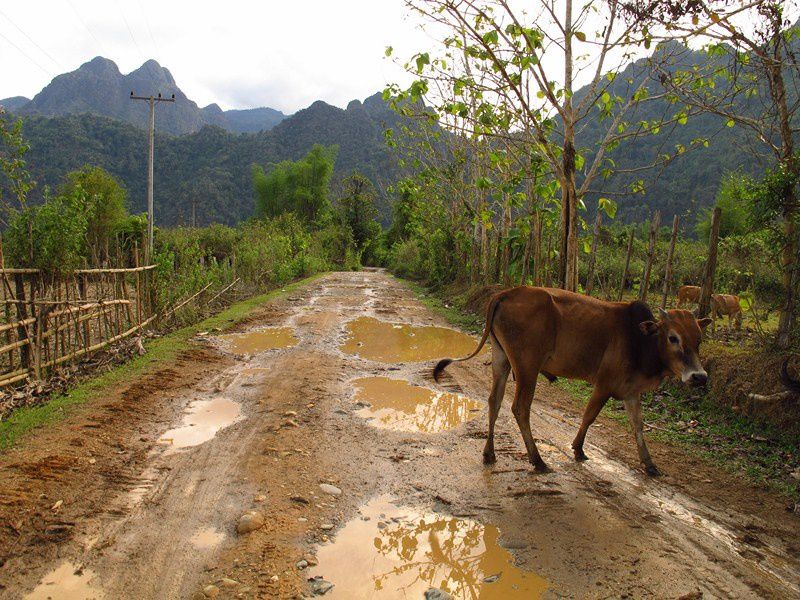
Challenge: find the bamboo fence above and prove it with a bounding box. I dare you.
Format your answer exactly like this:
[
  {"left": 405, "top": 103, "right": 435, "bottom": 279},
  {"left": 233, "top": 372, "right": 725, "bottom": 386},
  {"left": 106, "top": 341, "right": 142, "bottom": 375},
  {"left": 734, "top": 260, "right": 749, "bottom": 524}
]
[{"left": 0, "top": 263, "right": 157, "bottom": 388}]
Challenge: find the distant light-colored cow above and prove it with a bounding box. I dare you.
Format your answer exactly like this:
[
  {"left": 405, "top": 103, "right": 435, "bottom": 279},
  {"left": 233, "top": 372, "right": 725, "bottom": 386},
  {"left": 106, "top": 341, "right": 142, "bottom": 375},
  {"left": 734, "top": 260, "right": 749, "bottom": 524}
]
[
  {"left": 676, "top": 285, "right": 701, "bottom": 308},
  {"left": 711, "top": 294, "right": 743, "bottom": 330}
]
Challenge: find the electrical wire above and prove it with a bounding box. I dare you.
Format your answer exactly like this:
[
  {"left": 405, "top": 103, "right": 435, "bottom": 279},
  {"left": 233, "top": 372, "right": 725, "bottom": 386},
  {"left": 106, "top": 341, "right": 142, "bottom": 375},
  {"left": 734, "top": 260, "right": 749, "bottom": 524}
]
[
  {"left": 0, "top": 7, "right": 64, "bottom": 70},
  {"left": 135, "top": 0, "right": 160, "bottom": 58},
  {"left": 0, "top": 27, "right": 52, "bottom": 76},
  {"left": 66, "top": 0, "right": 108, "bottom": 57},
  {"left": 116, "top": 0, "right": 145, "bottom": 62}
]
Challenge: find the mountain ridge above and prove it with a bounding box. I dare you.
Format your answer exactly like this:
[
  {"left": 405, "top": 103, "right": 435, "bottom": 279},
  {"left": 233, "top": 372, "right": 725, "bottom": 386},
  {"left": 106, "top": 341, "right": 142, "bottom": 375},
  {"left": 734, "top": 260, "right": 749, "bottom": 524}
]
[{"left": 1, "top": 57, "right": 288, "bottom": 135}]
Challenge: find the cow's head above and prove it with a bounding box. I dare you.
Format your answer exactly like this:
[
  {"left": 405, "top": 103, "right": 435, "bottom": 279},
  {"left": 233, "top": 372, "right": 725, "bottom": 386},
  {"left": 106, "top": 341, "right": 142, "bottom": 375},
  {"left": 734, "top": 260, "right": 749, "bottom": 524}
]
[{"left": 640, "top": 308, "right": 711, "bottom": 386}]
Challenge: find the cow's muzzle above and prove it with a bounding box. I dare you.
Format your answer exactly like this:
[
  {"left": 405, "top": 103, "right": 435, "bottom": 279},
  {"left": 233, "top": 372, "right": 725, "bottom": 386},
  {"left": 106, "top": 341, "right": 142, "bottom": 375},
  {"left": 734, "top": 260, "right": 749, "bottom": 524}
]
[{"left": 689, "top": 372, "right": 708, "bottom": 387}]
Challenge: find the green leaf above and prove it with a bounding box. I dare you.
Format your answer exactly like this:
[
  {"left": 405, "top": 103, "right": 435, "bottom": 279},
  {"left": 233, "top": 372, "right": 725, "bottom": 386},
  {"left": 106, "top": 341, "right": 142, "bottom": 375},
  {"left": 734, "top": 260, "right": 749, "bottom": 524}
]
[
  {"left": 726, "top": 118, "right": 735, "bottom": 128},
  {"left": 598, "top": 197, "right": 617, "bottom": 218},
  {"left": 574, "top": 31, "right": 586, "bottom": 42},
  {"left": 385, "top": 46, "right": 393, "bottom": 57}
]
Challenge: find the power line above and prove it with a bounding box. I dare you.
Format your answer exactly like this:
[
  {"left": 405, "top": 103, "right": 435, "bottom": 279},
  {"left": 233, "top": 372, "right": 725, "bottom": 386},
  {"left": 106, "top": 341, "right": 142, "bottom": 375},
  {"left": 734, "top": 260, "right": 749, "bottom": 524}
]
[
  {"left": 66, "top": 0, "right": 107, "bottom": 57},
  {"left": 135, "top": 0, "right": 160, "bottom": 57},
  {"left": 0, "top": 28, "right": 52, "bottom": 77},
  {"left": 116, "top": 0, "right": 145, "bottom": 62},
  {"left": 0, "top": 8, "right": 64, "bottom": 70}
]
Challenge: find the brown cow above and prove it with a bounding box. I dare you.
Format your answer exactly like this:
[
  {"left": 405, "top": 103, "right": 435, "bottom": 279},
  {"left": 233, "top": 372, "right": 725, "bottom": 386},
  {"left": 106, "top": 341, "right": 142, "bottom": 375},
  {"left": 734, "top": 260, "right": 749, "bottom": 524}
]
[
  {"left": 676, "top": 285, "right": 701, "bottom": 308},
  {"left": 434, "top": 287, "right": 711, "bottom": 476},
  {"left": 711, "top": 294, "right": 743, "bottom": 330}
]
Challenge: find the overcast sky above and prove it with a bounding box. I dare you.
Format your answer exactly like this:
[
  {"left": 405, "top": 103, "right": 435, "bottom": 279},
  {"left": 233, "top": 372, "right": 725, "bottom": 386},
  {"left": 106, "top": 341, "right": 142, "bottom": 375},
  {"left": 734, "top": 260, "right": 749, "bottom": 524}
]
[{"left": 0, "top": 1, "right": 427, "bottom": 114}]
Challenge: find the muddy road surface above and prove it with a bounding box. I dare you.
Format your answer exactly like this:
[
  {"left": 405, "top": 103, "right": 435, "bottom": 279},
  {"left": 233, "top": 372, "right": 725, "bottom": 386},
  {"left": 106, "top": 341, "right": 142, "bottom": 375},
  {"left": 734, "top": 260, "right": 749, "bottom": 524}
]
[{"left": 1, "top": 270, "right": 798, "bottom": 599}]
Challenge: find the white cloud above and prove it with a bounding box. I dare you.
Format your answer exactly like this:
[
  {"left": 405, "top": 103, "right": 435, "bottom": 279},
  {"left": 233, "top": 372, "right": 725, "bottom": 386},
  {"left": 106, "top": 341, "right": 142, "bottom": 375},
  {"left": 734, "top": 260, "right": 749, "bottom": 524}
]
[{"left": 0, "top": 0, "right": 426, "bottom": 113}]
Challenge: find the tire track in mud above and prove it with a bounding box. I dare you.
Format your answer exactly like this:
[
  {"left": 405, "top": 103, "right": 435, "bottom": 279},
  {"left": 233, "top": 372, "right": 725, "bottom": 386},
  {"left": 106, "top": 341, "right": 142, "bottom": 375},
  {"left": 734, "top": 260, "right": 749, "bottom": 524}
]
[{"left": 3, "top": 270, "right": 799, "bottom": 599}]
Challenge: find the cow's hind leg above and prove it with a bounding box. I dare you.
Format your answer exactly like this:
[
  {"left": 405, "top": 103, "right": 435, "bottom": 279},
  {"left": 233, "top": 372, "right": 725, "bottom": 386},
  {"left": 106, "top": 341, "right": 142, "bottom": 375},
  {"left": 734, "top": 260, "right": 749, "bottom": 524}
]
[
  {"left": 483, "top": 335, "right": 510, "bottom": 464},
  {"left": 571, "top": 387, "right": 610, "bottom": 461},
  {"left": 511, "top": 372, "right": 548, "bottom": 472}
]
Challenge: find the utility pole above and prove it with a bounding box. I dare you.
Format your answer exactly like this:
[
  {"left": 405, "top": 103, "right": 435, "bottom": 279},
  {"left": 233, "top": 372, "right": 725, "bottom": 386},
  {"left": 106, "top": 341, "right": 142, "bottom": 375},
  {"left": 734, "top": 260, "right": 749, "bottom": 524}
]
[{"left": 129, "top": 91, "right": 175, "bottom": 263}]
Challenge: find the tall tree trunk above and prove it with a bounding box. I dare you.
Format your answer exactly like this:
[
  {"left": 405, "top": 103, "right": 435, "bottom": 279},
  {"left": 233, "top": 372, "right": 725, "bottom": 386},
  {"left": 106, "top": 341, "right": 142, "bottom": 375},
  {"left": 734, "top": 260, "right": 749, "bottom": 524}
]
[
  {"left": 559, "top": 0, "right": 579, "bottom": 292},
  {"left": 532, "top": 210, "right": 542, "bottom": 286},
  {"left": 661, "top": 215, "right": 680, "bottom": 309},
  {"left": 501, "top": 197, "right": 512, "bottom": 286},
  {"left": 619, "top": 229, "right": 635, "bottom": 301},
  {"left": 769, "top": 34, "right": 798, "bottom": 347},
  {"left": 698, "top": 207, "right": 722, "bottom": 319},
  {"left": 639, "top": 211, "right": 661, "bottom": 302},
  {"left": 585, "top": 210, "right": 602, "bottom": 295}
]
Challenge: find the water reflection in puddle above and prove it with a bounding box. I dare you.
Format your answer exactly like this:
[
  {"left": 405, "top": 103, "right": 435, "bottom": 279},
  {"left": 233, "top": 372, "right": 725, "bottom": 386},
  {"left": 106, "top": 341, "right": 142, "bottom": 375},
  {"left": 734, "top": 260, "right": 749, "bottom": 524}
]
[
  {"left": 310, "top": 496, "right": 547, "bottom": 599},
  {"left": 158, "top": 397, "right": 241, "bottom": 451},
  {"left": 341, "top": 317, "right": 481, "bottom": 363},
  {"left": 352, "top": 377, "right": 482, "bottom": 433},
  {"left": 24, "top": 561, "right": 103, "bottom": 600},
  {"left": 190, "top": 527, "right": 226, "bottom": 549},
  {"left": 217, "top": 327, "right": 297, "bottom": 354}
]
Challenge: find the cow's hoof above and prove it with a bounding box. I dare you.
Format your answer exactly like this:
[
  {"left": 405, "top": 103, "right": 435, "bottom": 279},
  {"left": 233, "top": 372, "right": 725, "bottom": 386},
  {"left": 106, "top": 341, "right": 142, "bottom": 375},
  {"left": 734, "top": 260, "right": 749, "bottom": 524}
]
[
  {"left": 573, "top": 448, "right": 588, "bottom": 461},
  {"left": 533, "top": 461, "right": 551, "bottom": 473},
  {"left": 645, "top": 464, "right": 661, "bottom": 477},
  {"left": 483, "top": 451, "right": 496, "bottom": 465}
]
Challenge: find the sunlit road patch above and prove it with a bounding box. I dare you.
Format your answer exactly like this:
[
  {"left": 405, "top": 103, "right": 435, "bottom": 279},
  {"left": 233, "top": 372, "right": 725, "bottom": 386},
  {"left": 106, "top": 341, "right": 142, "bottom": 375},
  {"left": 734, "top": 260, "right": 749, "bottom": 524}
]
[
  {"left": 158, "top": 397, "right": 241, "bottom": 452},
  {"left": 24, "top": 562, "right": 103, "bottom": 600},
  {"left": 309, "top": 495, "right": 549, "bottom": 599},
  {"left": 217, "top": 327, "right": 297, "bottom": 354},
  {"left": 341, "top": 316, "right": 481, "bottom": 363},
  {"left": 352, "top": 377, "right": 483, "bottom": 433}
]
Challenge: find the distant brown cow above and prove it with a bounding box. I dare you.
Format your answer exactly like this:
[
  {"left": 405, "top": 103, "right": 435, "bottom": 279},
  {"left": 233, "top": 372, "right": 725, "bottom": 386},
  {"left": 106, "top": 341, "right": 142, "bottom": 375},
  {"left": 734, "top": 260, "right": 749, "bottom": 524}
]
[
  {"left": 677, "top": 285, "right": 701, "bottom": 308},
  {"left": 711, "top": 294, "right": 743, "bottom": 330},
  {"left": 434, "top": 287, "right": 711, "bottom": 476}
]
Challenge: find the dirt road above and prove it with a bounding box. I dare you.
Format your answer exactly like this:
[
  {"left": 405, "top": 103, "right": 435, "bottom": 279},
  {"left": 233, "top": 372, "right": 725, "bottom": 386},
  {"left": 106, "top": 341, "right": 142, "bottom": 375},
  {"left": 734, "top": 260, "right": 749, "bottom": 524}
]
[{"left": 1, "top": 270, "right": 798, "bottom": 599}]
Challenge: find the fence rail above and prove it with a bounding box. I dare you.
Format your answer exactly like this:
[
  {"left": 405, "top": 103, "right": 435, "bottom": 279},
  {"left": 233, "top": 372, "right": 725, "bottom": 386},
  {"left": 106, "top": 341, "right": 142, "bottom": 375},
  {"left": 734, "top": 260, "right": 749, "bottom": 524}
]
[{"left": 0, "top": 265, "right": 156, "bottom": 388}]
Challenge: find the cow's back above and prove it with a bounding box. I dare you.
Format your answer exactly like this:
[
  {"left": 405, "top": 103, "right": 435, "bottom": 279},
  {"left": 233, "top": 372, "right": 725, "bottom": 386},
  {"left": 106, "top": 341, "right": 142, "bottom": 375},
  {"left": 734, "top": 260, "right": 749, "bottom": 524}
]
[{"left": 492, "top": 287, "right": 631, "bottom": 381}]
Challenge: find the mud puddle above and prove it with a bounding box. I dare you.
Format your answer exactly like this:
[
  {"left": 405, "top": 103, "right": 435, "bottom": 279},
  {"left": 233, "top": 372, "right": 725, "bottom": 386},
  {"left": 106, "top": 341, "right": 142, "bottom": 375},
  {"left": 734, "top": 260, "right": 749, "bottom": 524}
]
[
  {"left": 158, "top": 396, "right": 241, "bottom": 452},
  {"left": 352, "top": 377, "right": 483, "bottom": 433},
  {"left": 341, "top": 316, "right": 480, "bottom": 363},
  {"left": 24, "top": 562, "right": 103, "bottom": 600},
  {"left": 190, "top": 527, "right": 226, "bottom": 550},
  {"left": 310, "top": 495, "right": 548, "bottom": 599},
  {"left": 217, "top": 327, "right": 297, "bottom": 354}
]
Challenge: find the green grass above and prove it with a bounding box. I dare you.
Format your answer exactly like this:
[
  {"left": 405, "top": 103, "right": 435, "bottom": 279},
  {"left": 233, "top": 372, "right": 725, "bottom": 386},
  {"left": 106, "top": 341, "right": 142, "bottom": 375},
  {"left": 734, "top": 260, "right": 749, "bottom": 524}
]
[
  {"left": 0, "top": 273, "right": 325, "bottom": 451},
  {"left": 394, "top": 277, "right": 484, "bottom": 334},
  {"left": 398, "top": 275, "right": 800, "bottom": 501}
]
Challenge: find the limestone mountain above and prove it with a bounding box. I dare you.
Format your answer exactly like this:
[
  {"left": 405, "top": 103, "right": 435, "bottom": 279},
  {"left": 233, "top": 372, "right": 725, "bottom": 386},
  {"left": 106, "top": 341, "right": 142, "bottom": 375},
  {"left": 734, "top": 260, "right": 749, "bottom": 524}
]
[{"left": 7, "top": 57, "right": 287, "bottom": 135}]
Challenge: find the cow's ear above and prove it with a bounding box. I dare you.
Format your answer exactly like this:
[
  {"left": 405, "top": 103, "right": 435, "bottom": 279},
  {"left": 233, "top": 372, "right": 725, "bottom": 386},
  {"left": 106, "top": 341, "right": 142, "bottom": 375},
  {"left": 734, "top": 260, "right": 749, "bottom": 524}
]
[
  {"left": 639, "top": 320, "right": 659, "bottom": 336},
  {"left": 697, "top": 317, "right": 712, "bottom": 330}
]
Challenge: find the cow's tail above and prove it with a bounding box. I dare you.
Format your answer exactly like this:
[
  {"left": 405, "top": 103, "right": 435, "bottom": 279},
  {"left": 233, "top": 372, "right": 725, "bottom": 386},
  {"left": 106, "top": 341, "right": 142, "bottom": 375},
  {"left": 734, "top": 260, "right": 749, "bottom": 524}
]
[
  {"left": 780, "top": 358, "right": 800, "bottom": 394},
  {"left": 433, "top": 294, "right": 502, "bottom": 383}
]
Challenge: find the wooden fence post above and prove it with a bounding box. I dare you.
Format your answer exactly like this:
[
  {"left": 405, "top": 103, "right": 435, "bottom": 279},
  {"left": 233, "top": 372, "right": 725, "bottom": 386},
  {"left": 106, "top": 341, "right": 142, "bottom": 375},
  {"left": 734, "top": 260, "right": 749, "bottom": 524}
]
[
  {"left": 14, "top": 274, "right": 30, "bottom": 369},
  {"left": 660, "top": 215, "right": 681, "bottom": 309},
  {"left": 585, "top": 210, "right": 602, "bottom": 295},
  {"left": 639, "top": 211, "right": 661, "bottom": 302},
  {"left": 698, "top": 207, "right": 722, "bottom": 318},
  {"left": 618, "top": 229, "right": 635, "bottom": 301}
]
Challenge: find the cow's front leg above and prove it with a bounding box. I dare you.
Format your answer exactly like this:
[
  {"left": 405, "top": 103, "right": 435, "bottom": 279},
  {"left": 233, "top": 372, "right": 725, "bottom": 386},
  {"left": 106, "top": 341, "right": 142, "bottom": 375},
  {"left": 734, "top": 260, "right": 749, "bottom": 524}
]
[
  {"left": 571, "top": 387, "right": 610, "bottom": 461},
  {"left": 623, "top": 394, "right": 659, "bottom": 476}
]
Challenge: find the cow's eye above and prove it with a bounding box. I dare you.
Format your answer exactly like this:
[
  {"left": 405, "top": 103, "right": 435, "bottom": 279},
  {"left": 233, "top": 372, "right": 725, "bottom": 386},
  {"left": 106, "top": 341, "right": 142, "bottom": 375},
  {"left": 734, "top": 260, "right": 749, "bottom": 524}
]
[{"left": 668, "top": 335, "right": 679, "bottom": 344}]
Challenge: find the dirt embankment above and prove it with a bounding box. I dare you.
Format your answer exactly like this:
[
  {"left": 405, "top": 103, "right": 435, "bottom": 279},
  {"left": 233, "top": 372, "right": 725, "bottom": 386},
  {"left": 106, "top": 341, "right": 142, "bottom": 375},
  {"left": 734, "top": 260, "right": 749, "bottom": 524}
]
[{"left": 0, "top": 271, "right": 798, "bottom": 599}]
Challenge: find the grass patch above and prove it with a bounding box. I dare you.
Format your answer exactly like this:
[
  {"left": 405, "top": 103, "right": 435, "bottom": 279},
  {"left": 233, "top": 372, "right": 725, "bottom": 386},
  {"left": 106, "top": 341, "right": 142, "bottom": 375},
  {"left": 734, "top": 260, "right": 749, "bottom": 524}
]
[
  {"left": 394, "top": 277, "right": 484, "bottom": 334},
  {"left": 0, "top": 273, "right": 325, "bottom": 451},
  {"left": 398, "top": 275, "right": 800, "bottom": 501}
]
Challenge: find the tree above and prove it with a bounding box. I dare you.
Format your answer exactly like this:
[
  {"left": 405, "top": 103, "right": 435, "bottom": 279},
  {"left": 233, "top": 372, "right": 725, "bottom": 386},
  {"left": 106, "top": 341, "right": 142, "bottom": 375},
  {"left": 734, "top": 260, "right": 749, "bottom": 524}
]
[
  {"left": 0, "top": 107, "right": 33, "bottom": 223},
  {"left": 389, "top": 0, "right": 690, "bottom": 290},
  {"left": 626, "top": 0, "right": 800, "bottom": 344},
  {"left": 4, "top": 188, "right": 88, "bottom": 274},
  {"left": 335, "top": 173, "right": 381, "bottom": 252},
  {"left": 59, "top": 165, "right": 128, "bottom": 263},
  {"left": 253, "top": 144, "right": 338, "bottom": 225},
  {"left": 695, "top": 172, "right": 753, "bottom": 239}
]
